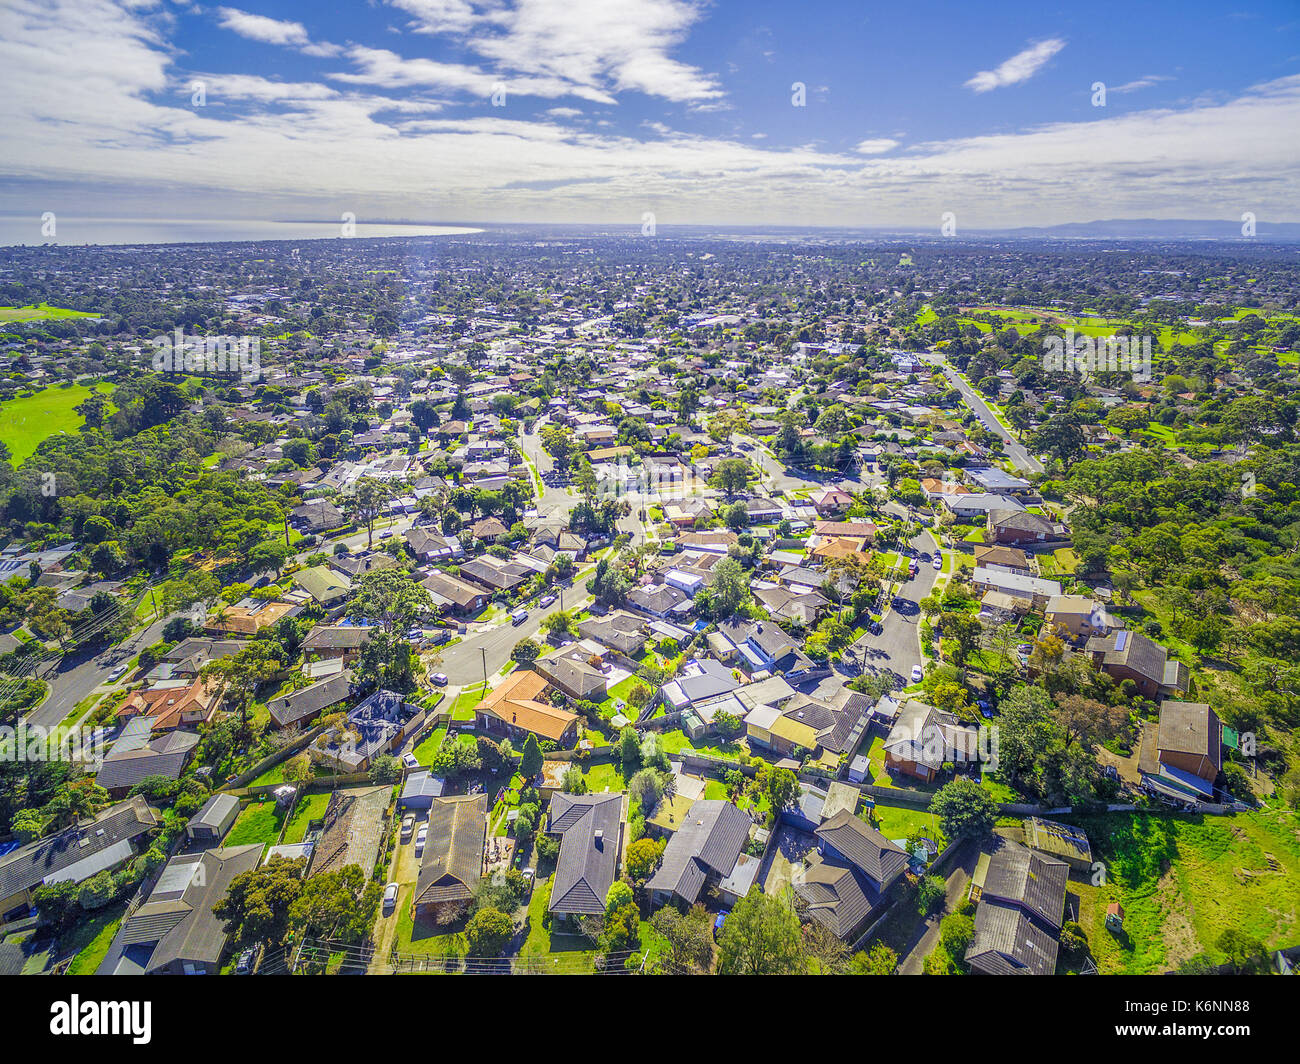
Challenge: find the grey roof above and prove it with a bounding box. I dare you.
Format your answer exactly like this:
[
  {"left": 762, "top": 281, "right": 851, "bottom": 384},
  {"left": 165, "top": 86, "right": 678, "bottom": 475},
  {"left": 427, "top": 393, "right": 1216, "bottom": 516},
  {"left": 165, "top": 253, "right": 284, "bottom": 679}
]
[
  {"left": 794, "top": 860, "right": 882, "bottom": 939},
  {"left": 189, "top": 793, "right": 240, "bottom": 834},
  {"left": 0, "top": 796, "right": 157, "bottom": 901},
  {"left": 814, "top": 810, "right": 910, "bottom": 884},
  {"left": 1086, "top": 628, "right": 1169, "bottom": 685},
  {"left": 966, "top": 903, "right": 1061, "bottom": 975},
  {"left": 267, "top": 672, "right": 353, "bottom": 728},
  {"left": 979, "top": 841, "right": 1068, "bottom": 929},
  {"left": 96, "top": 730, "right": 200, "bottom": 792},
  {"left": 645, "top": 800, "right": 750, "bottom": 904},
  {"left": 413, "top": 794, "right": 486, "bottom": 906},
  {"left": 113, "top": 845, "right": 262, "bottom": 973},
  {"left": 547, "top": 792, "right": 623, "bottom": 916}
]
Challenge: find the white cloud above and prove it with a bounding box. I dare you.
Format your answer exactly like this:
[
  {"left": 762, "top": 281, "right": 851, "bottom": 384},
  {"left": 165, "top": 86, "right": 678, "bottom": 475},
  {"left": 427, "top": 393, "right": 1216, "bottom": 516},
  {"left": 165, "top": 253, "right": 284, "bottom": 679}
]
[
  {"left": 1, "top": 2, "right": 1297, "bottom": 229},
  {"left": 1113, "top": 74, "right": 1174, "bottom": 93},
  {"left": 216, "top": 6, "right": 341, "bottom": 57},
  {"left": 965, "top": 38, "right": 1065, "bottom": 93},
  {"left": 854, "top": 138, "right": 899, "bottom": 154}
]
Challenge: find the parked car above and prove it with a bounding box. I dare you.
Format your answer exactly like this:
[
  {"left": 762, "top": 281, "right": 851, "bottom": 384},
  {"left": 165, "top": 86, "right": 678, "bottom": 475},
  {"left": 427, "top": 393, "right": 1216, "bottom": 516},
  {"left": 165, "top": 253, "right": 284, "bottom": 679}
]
[
  {"left": 539, "top": 593, "right": 557, "bottom": 608},
  {"left": 521, "top": 868, "right": 536, "bottom": 894},
  {"left": 401, "top": 814, "right": 415, "bottom": 839},
  {"left": 910, "top": 664, "right": 924, "bottom": 683},
  {"left": 402, "top": 752, "right": 420, "bottom": 770},
  {"left": 429, "top": 629, "right": 450, "bottom": 646},
  {"left": 234, "top": 947, "right": 256, "bottom": 974},
  {"left": 431, "top": 672, "right": 449, "bottom": 686},
  {"left": 511, "top": 608, "right": 529, "bottom": 625},
  {"left": 933, "top": 553, "right": 943, "bottom": 570},
  {"left": 415, "top": 825, "right": 428, "bottom": 855},
  {"left": 106, "top": 663, "right": 128, "bottom": 683},
  {"left": 383, "top": 883, "right": 399, "bottom": 911}
]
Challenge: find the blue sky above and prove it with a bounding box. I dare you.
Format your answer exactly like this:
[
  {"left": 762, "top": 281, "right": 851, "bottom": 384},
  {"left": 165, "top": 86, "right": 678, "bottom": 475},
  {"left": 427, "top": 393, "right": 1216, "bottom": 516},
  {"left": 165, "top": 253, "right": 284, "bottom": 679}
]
[{"left": 2, "top": 0, "right": 1299, "bottom": 227}]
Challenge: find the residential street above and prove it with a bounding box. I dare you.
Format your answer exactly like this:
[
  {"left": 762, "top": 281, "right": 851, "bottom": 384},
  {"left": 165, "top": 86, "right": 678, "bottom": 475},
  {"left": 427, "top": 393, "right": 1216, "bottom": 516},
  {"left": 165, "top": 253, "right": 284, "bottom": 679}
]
[{"left": 923, "top": 354, "right": 1044, "bottom": 474}]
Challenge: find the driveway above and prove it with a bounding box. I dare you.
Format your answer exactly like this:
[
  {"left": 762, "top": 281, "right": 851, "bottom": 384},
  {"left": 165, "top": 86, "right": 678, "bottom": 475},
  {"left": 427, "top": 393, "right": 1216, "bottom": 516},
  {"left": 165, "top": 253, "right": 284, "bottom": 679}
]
[{"left": 897, "top": 838, "right": 980, "bottom": 974}]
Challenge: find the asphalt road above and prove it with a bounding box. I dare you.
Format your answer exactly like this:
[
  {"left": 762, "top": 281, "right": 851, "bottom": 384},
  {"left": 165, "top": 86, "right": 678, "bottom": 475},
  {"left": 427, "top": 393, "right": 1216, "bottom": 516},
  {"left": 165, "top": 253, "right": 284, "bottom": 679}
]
[
  {"left": 429, "top": 581, "right": 595, "bottom": 687},
  {"left": 26, "top": 609, "right": 186, "bottom": 729},
  {"left": 923, "top": 355, "right": 1044, "bottom": 475},
  {"left": 840, "top": 525, "right": 942, "bottom": 692}
]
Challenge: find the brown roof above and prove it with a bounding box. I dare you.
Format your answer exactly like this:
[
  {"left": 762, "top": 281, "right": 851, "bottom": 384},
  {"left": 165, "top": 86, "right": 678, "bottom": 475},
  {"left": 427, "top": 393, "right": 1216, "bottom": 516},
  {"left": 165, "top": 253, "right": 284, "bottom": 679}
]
[
  {"left": 476, "top": 669, "right": 578, "bottom": 742},
  {"left": 414, "top": 794, "right": 487, "bottom": 907},
  {"left": 1156, "top": 701, "right": 1221, "bottom": 761}
]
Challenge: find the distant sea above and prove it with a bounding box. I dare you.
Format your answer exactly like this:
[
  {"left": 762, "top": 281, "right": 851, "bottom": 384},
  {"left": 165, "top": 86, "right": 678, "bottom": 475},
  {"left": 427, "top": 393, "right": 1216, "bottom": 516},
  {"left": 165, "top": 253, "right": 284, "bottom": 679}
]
[{"left": 0, "top": 217, "right": 484, "bottom": 247}]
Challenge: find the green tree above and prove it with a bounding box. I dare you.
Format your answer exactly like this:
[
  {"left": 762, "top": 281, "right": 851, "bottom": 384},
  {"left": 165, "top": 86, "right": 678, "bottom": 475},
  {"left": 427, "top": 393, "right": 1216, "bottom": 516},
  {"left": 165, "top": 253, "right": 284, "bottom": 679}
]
[
  {"left": 717, "top": 889, "right": 808, "bottom": 975},
  {"left": 465, "top": 906, "right": 513, "bottom": 957},
  {"left": 519, "top": 733, "right": 543, "bottom": 779},
  {"left": 929, "top": 777, "right": 997, "bottom": 839}
]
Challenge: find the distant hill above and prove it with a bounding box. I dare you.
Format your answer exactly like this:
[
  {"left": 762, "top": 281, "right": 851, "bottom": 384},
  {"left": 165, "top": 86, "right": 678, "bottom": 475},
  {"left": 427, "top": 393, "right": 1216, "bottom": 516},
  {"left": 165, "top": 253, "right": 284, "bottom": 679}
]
[{"left": 977, "top": 218, "right": 1300, "bottom": 240}]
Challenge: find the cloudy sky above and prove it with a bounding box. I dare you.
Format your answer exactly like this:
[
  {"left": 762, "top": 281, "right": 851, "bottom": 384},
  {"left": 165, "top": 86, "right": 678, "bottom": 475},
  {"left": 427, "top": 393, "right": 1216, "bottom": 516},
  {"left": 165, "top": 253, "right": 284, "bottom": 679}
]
[{"left": 1, "top": 0, "right": 1299, "bottom": 230}]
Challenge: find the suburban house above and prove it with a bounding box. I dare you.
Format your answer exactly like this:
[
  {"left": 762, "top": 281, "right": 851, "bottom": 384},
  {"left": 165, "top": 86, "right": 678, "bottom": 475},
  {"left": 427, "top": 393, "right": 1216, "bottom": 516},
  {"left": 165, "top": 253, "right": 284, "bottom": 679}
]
[
  {"left": 267, "top": 672, "right": 352, "bottom": 730},
  {"left": 713, "top": 617, "right": 817, "bottom": 681},
  {"left": 1023, "top": 817, "right": 1093, "bottom": 873},
  {"left": 882, "top": 698, "right": 980, "bottom": 783},
  {"left": 811, "top": 488, "right": 854, "bottom": 515},
  {"left": 412, "top": 794, "right": 488, "bottom": 922},
  {"left": 971, "top": 567, "right": 1062, "bottom": 612},
  {"left": 625, "top": 581, "right": 692, "bottom": 619},
  {"left": 965, "top": 839, "right": 1068, "bottom": 976},
  {"left": 988, "top": 509, "right": 1064, "bottom": 546},
  {"left": 1044, "top": 596, "right": 1116, "bottom": 643},
  {"left": 301, "top": 625, "right": 373, "bottom": 663},
  {"left": 1085, "top": 628, "right": 1190, "bottom": 699},
  {"left": 306, "top": 786, "right": 392, "bottom": 879},
  {"left": 475, "top": 669, "right": 579, "bottom": 746},
  {"left": 1139, "top": 700, "right": 1223, "bottom": 801},
  {"left": 0, "top": 796, "right": 158, "bottom": 923},
  {"left": 546, "top": 792, "right": 624, "bottom": 927},
  {"left": 794, "top": 811, "right": 910, "bottom": 941},
  {"left": 102, "top": 845, "right": 263, "bottom": 975},
  {"left": 753, "top": 585, "right": 829, "bottom": 627},
  {"left": 576, "top": 611, "right": 648, "bottom": 656},
  {"left": 311, "top": 689, "right": 414, "bottom": 773},
  {"left": 292, "top": 565, "right": 352, "bottom": 608},
  {"left": 942, "top": 493, "right": 1025, "bottom": 521},
  {"left": 421, "top": 569, "right": 488, "bottom": 614},
  {"left": 534, "top": 643, "right": 610, "bottom": 703},
  {"left": 96, "top": 729, "right": 200, "bottom": 798},
  {"left": 972, "top": 544, "right": 1033, "bottom": 573},
  {"left": 645, "top": 800, "right": 754, "bottom": 909},
  {"left": 116, "top": 676, "right": 222, "bottom": 732}
]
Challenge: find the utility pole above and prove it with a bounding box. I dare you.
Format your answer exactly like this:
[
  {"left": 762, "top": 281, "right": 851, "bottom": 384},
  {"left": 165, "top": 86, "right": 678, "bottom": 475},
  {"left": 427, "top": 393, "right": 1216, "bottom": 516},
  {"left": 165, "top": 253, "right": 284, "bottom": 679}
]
[{"left": 481, "top": 646, "right": 488, "bottom": 691}]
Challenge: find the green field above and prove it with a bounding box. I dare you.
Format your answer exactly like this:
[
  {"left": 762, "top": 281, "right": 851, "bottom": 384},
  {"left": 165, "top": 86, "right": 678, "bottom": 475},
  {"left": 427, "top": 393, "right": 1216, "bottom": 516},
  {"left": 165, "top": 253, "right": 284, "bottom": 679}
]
[
  {"left": 0, "top": 303, "right": 99, "bottom": 321},
  {"left": 1067, "top": 807, "right": 1300, "bottom": 974},
  {"left": 0, "top": 382, "right": 115, "bottom": 463},
  {"left": 225, "top": 798, "right": 287, "bottom": 848}
]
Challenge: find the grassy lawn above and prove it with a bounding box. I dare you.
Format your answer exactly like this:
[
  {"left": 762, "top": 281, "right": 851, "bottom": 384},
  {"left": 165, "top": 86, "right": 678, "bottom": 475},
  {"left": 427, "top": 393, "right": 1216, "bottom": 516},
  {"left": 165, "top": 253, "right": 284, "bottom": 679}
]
[
  {"left": 393, "top": 885, "right": 467, "bottom": 959},
  {"left": 225, "top": 798, "right": 288, "bottom": 848},
  {"left": 517, "top": 876, "right": 598, "bottom": 972},
  {"left": 1065, "top": 806, "right": 1300, "bottom": 974},
  {"left": 413, "top": 725, "right": 448, "bottom": 766},
  {"left": 282, "top": 791, "right": 332, "bottom": 844},
  {"left": 656, "top": 728, "right": 746, "bottom": 761},
  {"left": 0, "top": 303, "right": 99, "bottom": 321},
  {"left": 450, "top": 683, "right": 487, "bottom": 721},
  {"left": 0, "top": 381, "right": 116, "bottom": 464},
  {"left": 581, "top": 761, "right": 626, "bottom": 793},
  {"left": 867, "top": 800, "right": 945, "bottom": 849},
  {"left": 62, "top": 904, "right": 127, "bottom": 975}
]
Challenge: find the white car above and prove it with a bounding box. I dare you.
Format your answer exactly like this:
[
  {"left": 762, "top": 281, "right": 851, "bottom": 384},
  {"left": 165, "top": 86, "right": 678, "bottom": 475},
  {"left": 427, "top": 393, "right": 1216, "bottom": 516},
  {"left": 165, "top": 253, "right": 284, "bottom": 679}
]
[
  {"left": 910, "top": 664, "right": 924, "bottom": 683},
  {"left": 539, "top": 593, "right": 557, "bottom": 608},
  {"left": 383, "top": 883, "right": 399, "bottom": 911},
  {"left": 431, "top": 673, "right": 449, "bottom": 687},
  {"left": 106, "top": 663, "right": 128, "bottom": 683},
  {"left": 402, "top": 752, "right": 420, "bottom": 770},
  {"left": 933, "top": 553, "right": 943, "bottom": 570},
  {"left": 415, "top": 825, "right": 428, "bottom": 855},
  {"left": 401, "top": 814, "right": 415, "bottom": 839}
]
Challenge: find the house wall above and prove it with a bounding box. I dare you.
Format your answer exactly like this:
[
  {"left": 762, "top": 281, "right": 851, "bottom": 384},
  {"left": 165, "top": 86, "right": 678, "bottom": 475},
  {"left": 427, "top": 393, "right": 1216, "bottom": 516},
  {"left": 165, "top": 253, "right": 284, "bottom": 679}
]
[{"left": 1161, "top": 748, "right": 1216, "bottom": 782}]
